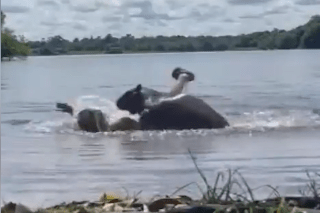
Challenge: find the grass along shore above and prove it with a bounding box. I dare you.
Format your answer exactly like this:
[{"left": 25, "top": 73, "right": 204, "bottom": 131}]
[{"left": 2, "top": 149, "right": 319, "bottom": 213}]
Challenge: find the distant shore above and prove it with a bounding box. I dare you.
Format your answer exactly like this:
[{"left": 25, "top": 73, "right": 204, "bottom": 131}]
[
  {"left": 27, "top": 47, "right": 266, "bottom": 57},
  {"left": 63, "top": 47, "right": 262, "bottom": 55},
  {"left": 3, "top": 48, "right": 318, "bottom": 61},
  {"left": 3, "top": 14, "right": 320, "bottom": 61},
  {"left": 24, "top": 15, "right": 320, "bottom": 59}
]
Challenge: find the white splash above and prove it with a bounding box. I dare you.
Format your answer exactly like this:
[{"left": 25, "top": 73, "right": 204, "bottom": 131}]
[
  {"left": 231, "top": 109, "right": 320, "bottom": 131},
  {"left": 24, "top": 95, "right": 139, "bottom": 134},
  {"left": 159, "top": 93, "right": 187, "bottom": 102},
  {"left": 23, "top": 94, "right": 320, "bottom": 137}
]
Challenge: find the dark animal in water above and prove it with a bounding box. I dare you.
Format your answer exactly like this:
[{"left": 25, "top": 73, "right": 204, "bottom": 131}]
[
  {"left": 116, "top": 84, "right": 230, "bottom": 130},
  {"left": 55, "top": 67, "right": 195, "bottom": 132}
]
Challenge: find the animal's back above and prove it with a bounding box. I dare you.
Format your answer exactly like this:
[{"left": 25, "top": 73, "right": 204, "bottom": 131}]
[
  {"left": 140, "top": 95, "right": 229, "bottom": 130},
  {"left": 141, "top": 87, "right": 168, "bottom": 102},
  {"left": 109, "top": 117, "right": 140, "bottom": 131}
]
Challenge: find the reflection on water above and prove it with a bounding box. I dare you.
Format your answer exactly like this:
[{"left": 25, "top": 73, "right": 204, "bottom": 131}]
[
  {"left": 1, "top": 51, "right": 320, "bottom": 208},
  {"left": 2, "top": 128, "right": 320, "bottom": 208}
]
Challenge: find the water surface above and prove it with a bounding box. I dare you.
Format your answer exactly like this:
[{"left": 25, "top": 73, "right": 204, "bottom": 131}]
[{"left": 1, "top": 50, "right": 320, "bottom": 208}]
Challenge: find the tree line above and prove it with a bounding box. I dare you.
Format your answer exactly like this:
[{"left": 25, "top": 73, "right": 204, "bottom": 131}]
[
  {"left": 2, "top": 11, "right": 320, "bottom": 59},
  {"left": 1, "top": 11, "right": 31, "bottom": 60},
  {"left": 28, "top": 15, "right": 320, "bottom": 56}
]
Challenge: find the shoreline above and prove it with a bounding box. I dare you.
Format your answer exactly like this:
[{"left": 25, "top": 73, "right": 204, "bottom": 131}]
[
  {"left": 2, "top": 153, "right": 319, "bottom": 213},
  {"left": 2, "top": 49, "right": 320, "bottom": 61},
  {"left": 14, "top": 48, "right": 319, "bottom": 60},
  {"left": 2, "top": 193, "right": 319, "bottom": 213}
]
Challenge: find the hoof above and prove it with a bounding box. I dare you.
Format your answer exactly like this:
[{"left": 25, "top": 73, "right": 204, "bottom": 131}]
[{"left": 172, "top": 68, "right": 195, "bottom": 82}]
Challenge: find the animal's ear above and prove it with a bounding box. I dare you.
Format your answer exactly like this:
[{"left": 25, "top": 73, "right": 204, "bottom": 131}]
[{"left": 135, "top": 84, "right": 142, "bottom": 92}]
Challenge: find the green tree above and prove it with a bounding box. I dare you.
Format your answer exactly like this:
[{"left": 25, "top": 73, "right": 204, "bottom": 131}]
[
  {"left": 155, "top": 44, "right": 165, "bottom": 51},
  {"left": 236, "top": 35, "right": 258, "bottom": 48},
  {"left": 215, "top": 44, "right": 228, "bottom": 51},
  {"left": 1, "top": 11, "right": 31, "bottom": 60},
  {"left": 20, "top": 14, "right": 320, "bottom": 56},
  {"left": 1, "top": 11, "right": 5, "bottom": 29},
  {"left": 202, "top": 42, "right": 214, "bottom": 51},
  {"left": 185, "top": 43, "right": 196, "bottom": 51},
  {"left": 303, "top": 23, "right": 320, "bottom": 49},
  {"left": 2, "top": 32, "right": 31, "bottom": 58},
  {"left": 278, "top": 33, "right": 298, "bottom": 49}
]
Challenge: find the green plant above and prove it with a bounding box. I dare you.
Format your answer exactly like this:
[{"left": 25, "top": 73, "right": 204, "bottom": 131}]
[
  {"left": 299, "top": 170, "right": 320, "bottom": 198},
  {"left": 186, "top": 149, "right": 280, "bottom": 204}
]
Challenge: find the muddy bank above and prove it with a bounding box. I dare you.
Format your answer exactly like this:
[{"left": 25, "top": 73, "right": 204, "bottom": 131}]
[{"left": 2, "top": 193, "right": 320, "bottom": 213}]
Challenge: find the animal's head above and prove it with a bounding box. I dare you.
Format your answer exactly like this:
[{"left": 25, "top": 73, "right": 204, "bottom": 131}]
[
  {"left": 116, "top": 84, "right": 145, "bottom": 114},
  {"left": 172, "top": 67, "right": 195, "bottom": 82}
]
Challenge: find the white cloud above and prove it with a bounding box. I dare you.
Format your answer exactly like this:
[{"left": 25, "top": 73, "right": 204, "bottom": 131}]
[
  {"left": 295, "top": 0, "right": 320, "bottom": 5},
  {"left": 1, "top": 0, "right": 319, "bottom": 41},
  {"left": 1, "top": 6, "right": 31, "bottom": 13},
  {"left": 37, "top": 0, "right": 60, "bottom": 8},
  {"left": 227, "top": 0, "right": 274, "bottom": 5}
]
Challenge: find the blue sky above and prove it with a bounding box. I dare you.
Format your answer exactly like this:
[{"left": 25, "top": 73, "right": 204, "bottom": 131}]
[{"left": 1, "top": 0, "right": 320, "bottom": 41}]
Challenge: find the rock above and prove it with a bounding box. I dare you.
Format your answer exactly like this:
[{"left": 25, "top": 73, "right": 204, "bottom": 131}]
[
  {"left": 265, "top": 197, "right": 320, "bottom": 210},
  {"left": 176, "top": 196, "right": 193, "bottom": 204},
  {"left": 103, "top": 203, "right": 124, "bottom": 212},
  {"left": 148, "top": 198, "right": 182, "bottom": 212},
  {"left": 83, "top": 201, "right": 104, "bottom": 208},
  {"left": 185, "top": 206, "right": 216, "bottom": 213},
  {"left": 1, "top": 202, "right": 33, "bottom": 213},
  {"left": 143, "top": 204, "right": 149, "bottom": 212},
  {"left": 117, "top": 199, "right": 136, "bottom": 208},
  {"left": 1, "top": 202, "right": 16, "bottom": 213},
  {"left": 166, "top": 205, "right": 216, "bottom": 213},
  {"left": 108, "top": 199, "right": 123, "bottom": 204},
  {"left": 131, "top": 203, "right": 144, "bottom": 211},
  {"left": 99, "top": 192, "right": 122, "bottom": 203},
  {"left": 113, "top": 204, "right": 125, "bottom": 212},
  {"left": 73, "top": 206, "right": 88, "bottom": 213},
  {"left": 173, "top": 204, "right": 190, "bottom": 209},
  {"left": 15, "top": 203, "right": 33, "bottom": 213},
  {"left": 103, "top": 203, "right": 114, "bottom": 211}
]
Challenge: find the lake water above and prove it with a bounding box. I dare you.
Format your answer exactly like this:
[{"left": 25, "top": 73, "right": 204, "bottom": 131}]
[{"left": 1, "top": 50, "right": 320, "bottom": 208}]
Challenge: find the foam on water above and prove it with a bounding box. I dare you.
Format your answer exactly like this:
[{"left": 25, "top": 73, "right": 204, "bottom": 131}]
[
  {"left": 23, "top": 95, "right": 139, "bottom": 135},
  {"left": 231, "top": 109, "right": 320, "bottom": 131},
  {"left": 20, "top": 94, "right": 320, "bottom": 137},
  {"left": 75, "top": 95, "right": 139, "bottom": 122}
]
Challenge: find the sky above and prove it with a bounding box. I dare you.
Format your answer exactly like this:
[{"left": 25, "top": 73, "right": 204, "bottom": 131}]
[{"left": 1, "top": 0, "right": 320, "bottom": 41}]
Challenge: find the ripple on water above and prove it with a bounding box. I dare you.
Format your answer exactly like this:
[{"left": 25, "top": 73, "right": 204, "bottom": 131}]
[
  {"left": 18, "top": 107, "right": 320, "bottom": 139},
  {"left": 2, "top": 50, "right": 320, "bottom": 208}
]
